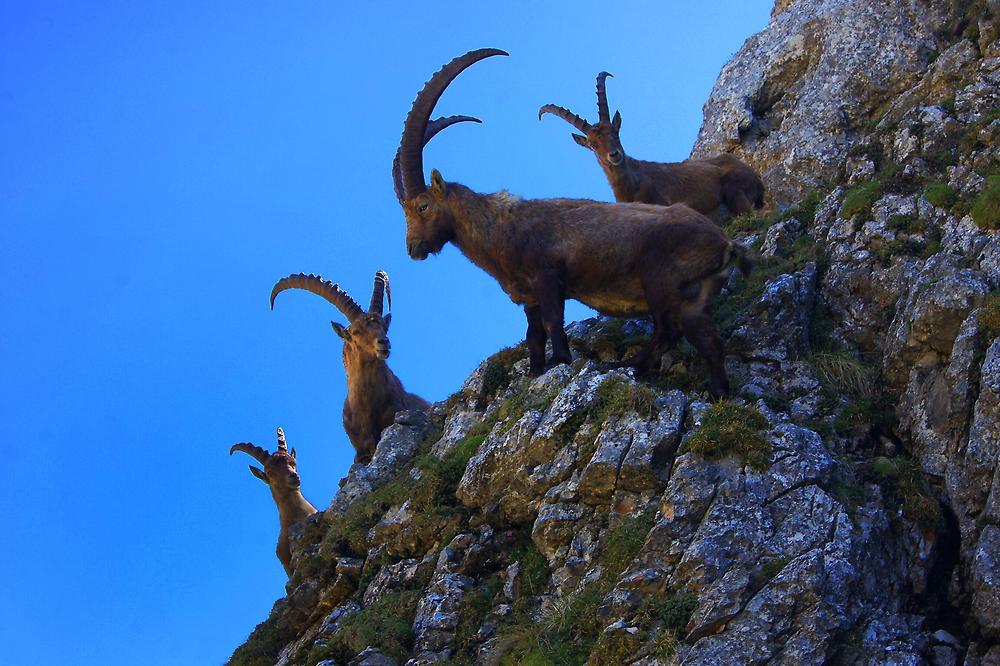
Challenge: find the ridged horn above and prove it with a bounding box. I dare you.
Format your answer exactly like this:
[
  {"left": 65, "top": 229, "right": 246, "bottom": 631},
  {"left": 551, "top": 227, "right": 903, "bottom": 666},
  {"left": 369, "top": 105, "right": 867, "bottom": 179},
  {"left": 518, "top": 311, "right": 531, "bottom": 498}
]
[
  {"left": 369, "top": 270, "right": 391, "bottom": 315},
  {"left": 275, "top": 427, "right": 287, "bottom": 452},
  {"left": 537, "top": 104, "right": 592, "bottom": 132},
  {"left": 596, "top": 71, "right": 613, "bottom": 124},
  {"left": 230, "top": 442, "right": 271, "bottom": 464},
  {"left": 397, "top": 48, "right": 507, "bottom": 202},
  {"left": 270, "top": 273, "right": 365, "bottom": 324},
  {"left": 393, "top": 115, "right": 482, "bottom": 204}
]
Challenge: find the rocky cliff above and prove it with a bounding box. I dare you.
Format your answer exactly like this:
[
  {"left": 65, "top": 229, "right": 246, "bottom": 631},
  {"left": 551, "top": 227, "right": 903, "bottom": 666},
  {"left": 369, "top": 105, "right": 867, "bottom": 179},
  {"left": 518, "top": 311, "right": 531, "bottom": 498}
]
[{"left": 228, "top": 1, "right": 1000, "bottom": 664}]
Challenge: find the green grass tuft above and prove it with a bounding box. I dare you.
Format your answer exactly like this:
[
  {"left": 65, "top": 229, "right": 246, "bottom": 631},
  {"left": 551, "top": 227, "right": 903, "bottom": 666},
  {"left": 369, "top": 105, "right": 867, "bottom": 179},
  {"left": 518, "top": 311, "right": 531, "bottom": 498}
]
[
  {"left": 864, "top": 456, "right": 942, "bottom": 531},
  {"left": 841, "top": 181, "right": 880, "bottom": 219},
  {"left": 725, "top": 213, "right": 773, "bottom": 236},
  {"left": 317, "top": 590, "right": 421, "bottom": 663},
  {"left": 227, "top": 615, "right": 295, "bottom": 666},
  {"left": 922, "top": 182, "right": 957, "bottom": 209},
  {"left": 687, "top": 401, "right": 771, "bottom": 470},
  {"left": 478, "top": 346, "right": 527, "bottom": 408},
  {"left": 972, "top": 175, "right": 1000, "bottom": 230},
  {"left": 981, "top": 292, "right": 1000, "bottom": 336},
  {"left": 499, "top": 511, "right": 659, "bottom": 664},
  {"left": 887, "top": 214, "right": 923, "bottom": 234}
]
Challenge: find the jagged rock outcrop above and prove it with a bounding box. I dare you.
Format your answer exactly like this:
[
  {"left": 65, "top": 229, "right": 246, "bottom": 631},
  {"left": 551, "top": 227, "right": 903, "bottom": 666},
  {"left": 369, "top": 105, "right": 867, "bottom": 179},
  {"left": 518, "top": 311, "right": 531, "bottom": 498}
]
[
  {"left": 693, "top": 0, "right": 975, "bottom": 205},
  {"left": 228, "top": 1, "right": 999, "bottom": 664}
]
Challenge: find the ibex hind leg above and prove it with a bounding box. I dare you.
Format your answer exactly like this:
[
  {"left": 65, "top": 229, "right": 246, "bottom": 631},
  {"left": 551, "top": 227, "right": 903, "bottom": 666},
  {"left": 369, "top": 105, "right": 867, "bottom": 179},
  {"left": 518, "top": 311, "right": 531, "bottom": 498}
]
[
  {"left": 603, "top": 273, "right": 683, "bottom": 373},
  {"left": 680, "top": 304, "right": 729, "bottom": 399}
]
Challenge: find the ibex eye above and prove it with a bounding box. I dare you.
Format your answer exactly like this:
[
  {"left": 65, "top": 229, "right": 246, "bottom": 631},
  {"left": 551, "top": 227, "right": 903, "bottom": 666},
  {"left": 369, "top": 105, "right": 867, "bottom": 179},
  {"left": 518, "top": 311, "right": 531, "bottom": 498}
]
[{"left": 418, "top": 203, "right": 428, "bottom": 213}]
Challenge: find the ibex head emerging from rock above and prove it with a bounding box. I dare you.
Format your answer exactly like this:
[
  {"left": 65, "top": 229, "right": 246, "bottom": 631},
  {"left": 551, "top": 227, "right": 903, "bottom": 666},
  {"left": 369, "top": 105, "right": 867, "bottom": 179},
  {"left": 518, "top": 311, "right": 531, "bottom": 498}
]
[{"left": 230, "top": 427, "right": 317, "bottom": 577}]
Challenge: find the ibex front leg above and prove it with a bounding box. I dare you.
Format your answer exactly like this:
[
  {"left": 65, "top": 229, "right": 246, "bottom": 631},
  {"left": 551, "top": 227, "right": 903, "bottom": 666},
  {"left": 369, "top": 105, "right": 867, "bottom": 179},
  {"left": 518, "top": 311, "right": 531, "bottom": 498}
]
[
  {"left": 525, "top": 304, "right": 548, "bottom": 376},
  {"left": 534, "top": 273, "right": 572, "bottom": 373}
]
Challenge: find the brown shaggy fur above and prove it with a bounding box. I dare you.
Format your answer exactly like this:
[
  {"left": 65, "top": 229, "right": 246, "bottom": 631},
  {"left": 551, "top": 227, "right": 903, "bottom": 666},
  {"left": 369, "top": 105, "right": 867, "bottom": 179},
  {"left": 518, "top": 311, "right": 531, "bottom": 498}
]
[{"left": 406, "top": 176, "right": 749, "bottom": 397}]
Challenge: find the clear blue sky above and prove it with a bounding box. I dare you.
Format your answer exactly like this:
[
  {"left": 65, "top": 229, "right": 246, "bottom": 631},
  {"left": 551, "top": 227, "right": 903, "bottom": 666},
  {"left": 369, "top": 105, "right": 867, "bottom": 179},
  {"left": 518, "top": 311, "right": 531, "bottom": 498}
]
[{"left": 0, "top": 2, "right": 771, "bottom": 664}]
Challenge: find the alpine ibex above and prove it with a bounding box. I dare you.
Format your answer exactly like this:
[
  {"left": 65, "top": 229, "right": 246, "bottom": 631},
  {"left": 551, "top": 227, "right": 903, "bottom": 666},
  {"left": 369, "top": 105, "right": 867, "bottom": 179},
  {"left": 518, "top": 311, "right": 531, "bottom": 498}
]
[
  {"left": 539, "top": 72, "right": 765, "bottom": 217},
  {"left": 230, "top": 427, "right": 317, "bottom": 577},
  {"left": 270, "top": 271, "right": 428, "bottom": 463},
  {"left": 395, "top": 49, "right": 752, "bottom": 397}
]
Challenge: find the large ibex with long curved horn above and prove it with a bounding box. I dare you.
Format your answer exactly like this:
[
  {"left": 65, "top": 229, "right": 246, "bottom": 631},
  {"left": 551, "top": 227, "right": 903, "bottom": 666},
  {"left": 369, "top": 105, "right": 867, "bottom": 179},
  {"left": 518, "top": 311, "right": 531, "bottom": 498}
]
[
  {"left": 271, "top": 270, "right": 428, "bottom": 463},
  {"left": 395, "top": 49, "right": 752, "bottom": 398},
  {"left": 539, "top": 72, "right": 765, "bottom": 218},
  {"left": 230, "top": 427, "right": 317, "bottom": 577}
]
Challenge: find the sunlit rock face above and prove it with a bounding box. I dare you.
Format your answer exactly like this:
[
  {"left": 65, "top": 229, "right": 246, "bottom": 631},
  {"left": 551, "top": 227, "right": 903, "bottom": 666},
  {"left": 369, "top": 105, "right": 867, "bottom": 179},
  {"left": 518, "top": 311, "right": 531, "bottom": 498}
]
[{"left": 693, "top": 0, "right": 954, "bottom": 205}]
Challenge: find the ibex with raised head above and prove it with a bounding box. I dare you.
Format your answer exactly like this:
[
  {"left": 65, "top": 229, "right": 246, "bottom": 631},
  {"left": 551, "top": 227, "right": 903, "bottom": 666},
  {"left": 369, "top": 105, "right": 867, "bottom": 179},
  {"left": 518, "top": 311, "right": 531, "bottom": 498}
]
[
  {"left": 271, "top": 271, "right": 428, "bottom": 463},
  {"left": 230, "top": 427, "right": 317, "bottom": 577},
  {"left": 395, "top": 50, "right": 751, "bottom": 397},
  {"left": 539, "top": 72, "right": 764, "bottom": 217}
]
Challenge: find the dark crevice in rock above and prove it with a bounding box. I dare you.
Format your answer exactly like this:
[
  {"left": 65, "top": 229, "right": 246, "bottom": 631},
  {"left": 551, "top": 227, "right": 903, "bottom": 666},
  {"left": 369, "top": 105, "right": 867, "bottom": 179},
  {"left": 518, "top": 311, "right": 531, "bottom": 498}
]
[{"left": 922, "top": 501, "right": 967, "bottom": 639}]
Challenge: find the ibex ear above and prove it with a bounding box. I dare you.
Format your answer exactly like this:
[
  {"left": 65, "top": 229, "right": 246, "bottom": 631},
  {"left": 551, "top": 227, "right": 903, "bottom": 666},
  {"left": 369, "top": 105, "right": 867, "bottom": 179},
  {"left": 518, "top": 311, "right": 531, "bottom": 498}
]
[
  {"left": 331, "top": 321, "right": 351, "bottom": 341},
  {"left": 612, "top": 111, "right": 622, "bottom": 131},
  {"left": 249, "top": 465, "right": 268, "bottom": 484},
  {"left": 383, "top": 313, "right": 392, "bottom": 331},
  {"left": 572, "top": 133, "right": 590, "bottom": 148},
  {"left": 430, "top": 169, "right": 446, "bottom": 195},
  {"left": 290, "top": 448, "right": 297, "bottom": 460}
]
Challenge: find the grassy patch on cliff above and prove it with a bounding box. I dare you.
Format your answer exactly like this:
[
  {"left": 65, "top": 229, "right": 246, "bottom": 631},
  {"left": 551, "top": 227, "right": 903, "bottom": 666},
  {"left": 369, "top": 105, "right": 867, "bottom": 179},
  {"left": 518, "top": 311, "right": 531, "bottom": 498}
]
[
  {"left": 864, "top": 456, "right": 942, "bottom": 531},
  {"left": 724, "top": 190, "right": 822, "bottom": 237},
  {"left": 715, "top": 234, "right": 820, "bottom": 338},
  {"left": 811, "top": 351, "right": 895, "bottom": 435},
  {"left": 478, "top": 345, "right": 528, "bottom": 408},
  {"left": 307, "top": 590, "right": 422, "bottom": 664},
  {"left": 500, "top": 511, "right": 660, "bottom": 664},
  {"left": 567, "top": 376, "right": 658, "bottom": 462},
  {"left": 687, "top": 401, "right": 772, "bottom": 470},
  {"left": 228, "top": 615, "right": 299, "bottom": 666},
  {"left": 922, "top": 182, "right": 958, "bottom": 209},
  {"left": 972, "top": 174, "right": 1000, "bottom": 230},
  {"left": 320, "top": 427, "right": 486, "bottom": 559},
  {"left": 841, "top": 181, "right": 881, "bottom": 219},
  {"left": 981, "top": 291, "right": 1000, "bottom": 335}
]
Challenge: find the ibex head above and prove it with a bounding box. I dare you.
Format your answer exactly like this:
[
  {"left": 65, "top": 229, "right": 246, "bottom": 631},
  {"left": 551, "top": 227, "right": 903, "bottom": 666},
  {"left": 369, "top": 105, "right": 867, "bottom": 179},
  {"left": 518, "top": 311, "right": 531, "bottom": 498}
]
[
  {"left": 394, "top": 48, "right": 508, "bottom": 260},
  {"left": 271, "top": 271, "right": 393, "bottom": 360},
  {"left": 230, "top": 427, "right": 301, "bottom": 493},
  {"left": 539, "top": 72, "right": 625, "bottom": 167}
]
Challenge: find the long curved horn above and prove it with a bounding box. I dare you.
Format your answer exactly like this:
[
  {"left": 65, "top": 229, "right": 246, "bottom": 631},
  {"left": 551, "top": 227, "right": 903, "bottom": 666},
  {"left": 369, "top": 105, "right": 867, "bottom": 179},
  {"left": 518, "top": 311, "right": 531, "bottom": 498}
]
[
  {"left": 270, "top": 273, "right": 365, "bottom": 324},
  {"left": 230, "top": 442, "right": 271, "bottom": 464},
  {"left": 369, "top": 270, "right": 391, "bottom": 315},
  {"left": 538, "top": 104, "right": 592, "bottom": 132},
  {"left": 596, "top": 71, "right": 613, "bottom": 124},
  {"left": 393, "top": 115, "right": 482, "bottom": 204},
  {"left": 397, "top": 48, "right": 508, "bottom": 202},
  {"left": 275, "top": 427, "right": 287, "bottom": 453}
]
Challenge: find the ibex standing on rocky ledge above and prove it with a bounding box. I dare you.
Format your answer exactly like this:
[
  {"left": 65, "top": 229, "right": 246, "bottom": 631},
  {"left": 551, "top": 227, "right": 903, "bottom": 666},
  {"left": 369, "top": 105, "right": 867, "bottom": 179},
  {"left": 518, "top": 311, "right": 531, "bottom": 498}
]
[
  {"left": 230, "top": 428, "right": 317, "bottom": 577},
  {"left": 270, "top": 271, "right": 428, "bottom": 463},
  {"left": 395, "top": 49, "right": 752, "bottom": 397},
  {"left": 539, "top": 72, "right": 765, "bottom": 218}
]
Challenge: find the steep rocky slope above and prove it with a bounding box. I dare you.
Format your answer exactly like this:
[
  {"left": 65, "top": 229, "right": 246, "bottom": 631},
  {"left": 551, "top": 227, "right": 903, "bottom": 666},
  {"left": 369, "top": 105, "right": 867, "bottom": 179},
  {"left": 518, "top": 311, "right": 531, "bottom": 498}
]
[{"left": 228, "top": 1, "right": 1000, "bottom": 664}]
